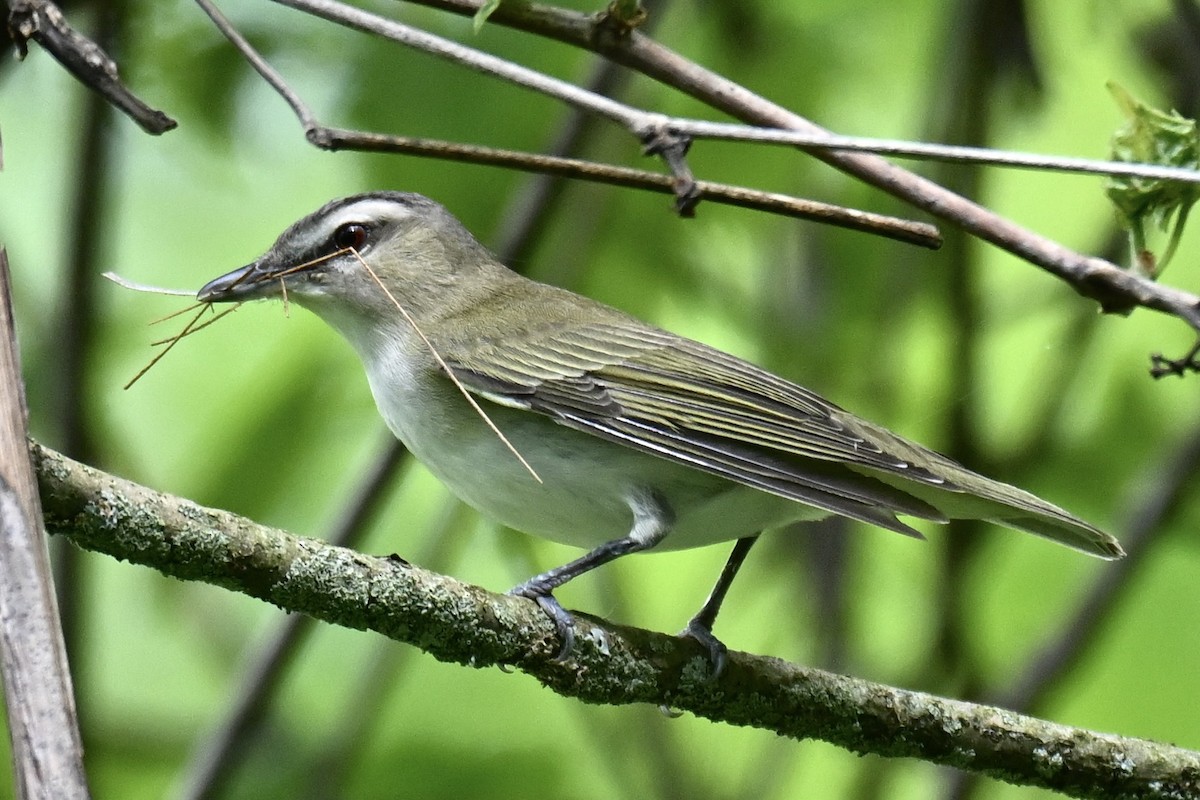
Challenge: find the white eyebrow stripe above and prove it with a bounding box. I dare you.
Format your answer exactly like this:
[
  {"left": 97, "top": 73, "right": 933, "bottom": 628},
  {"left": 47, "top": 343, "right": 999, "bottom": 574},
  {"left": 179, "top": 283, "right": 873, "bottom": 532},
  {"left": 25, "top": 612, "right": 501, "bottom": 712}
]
[{"left": 322, "top": 199, "right": 416, "bottom": 231}]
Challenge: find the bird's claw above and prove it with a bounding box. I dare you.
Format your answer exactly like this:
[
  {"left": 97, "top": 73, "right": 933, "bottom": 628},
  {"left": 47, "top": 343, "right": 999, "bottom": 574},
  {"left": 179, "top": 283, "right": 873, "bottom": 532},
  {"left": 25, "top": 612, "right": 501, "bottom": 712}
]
[
  {"left": 679, "top": 618, "right": 728, "bottom": 680},
  {"left": 509, "top": 583, "right": 576, "bottom": 662}
]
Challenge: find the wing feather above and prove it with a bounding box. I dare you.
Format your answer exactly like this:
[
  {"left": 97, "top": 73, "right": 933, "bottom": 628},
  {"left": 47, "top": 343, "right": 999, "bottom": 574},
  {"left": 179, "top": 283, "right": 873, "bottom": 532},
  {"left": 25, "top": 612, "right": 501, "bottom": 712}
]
[
  {"left": 450, "top": 325, "right": 950, "bottom": 480},
  {"left": 558, "top": 413, "right": 939, "bottom": 536},
  {"left": 438, "top": 318, "right": 1122, "bottom": 559},
  {"left": 444, "top": 323, "right": 955, "bottom": 528}
]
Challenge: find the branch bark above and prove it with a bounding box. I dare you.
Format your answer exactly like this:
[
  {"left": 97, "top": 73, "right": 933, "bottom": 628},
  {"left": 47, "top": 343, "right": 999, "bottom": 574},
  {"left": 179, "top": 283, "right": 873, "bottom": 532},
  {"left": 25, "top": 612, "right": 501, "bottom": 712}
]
[
  {"left": 391, "top": 0, "right": 1200, "bottom": 339},
  {"left": 5, "top": 0, "right": 176, "bottom": 134},
  {"left": 190, "top": 0, "right": 939, "bottom": 247},
  {"left": 0, "top": 256, "right": 90, "bottom": 799},
  {"left": 32, "top": 442, "right": 1200, "bottom": 800}
]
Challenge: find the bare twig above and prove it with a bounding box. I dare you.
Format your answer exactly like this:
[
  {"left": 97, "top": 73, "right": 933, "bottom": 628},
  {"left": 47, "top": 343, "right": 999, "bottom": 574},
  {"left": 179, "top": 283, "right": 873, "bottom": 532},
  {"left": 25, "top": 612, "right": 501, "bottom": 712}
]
[
  {"left": 190, "top": 0, "right": 941, "bottom": 248},
  {"left": 660, "top": 126, "right": 1200, "bottom": 185},
  {"left": 396, "top": 0, "right": 1200, "bottom": 345},
  {"left": 1150, "top": 338, "right": 1200, "bottom": 377},
  {"left": 316, "top": 129, "right": 941, "bottom": 246},
  {"left": 272, "top": 0, "right": 658, "bottom": 133},
  {"left": 280, "top": 0, "right": 1200, "bottom": 187},
  {"left": 0, "top": 256, "right": 90, "bottom": 799},
  {"left": 6, "top": 0, "right": 176, "bottom": 134},
  {"left": 32, "top": 442, "right": 1200, "bottom": 800}
]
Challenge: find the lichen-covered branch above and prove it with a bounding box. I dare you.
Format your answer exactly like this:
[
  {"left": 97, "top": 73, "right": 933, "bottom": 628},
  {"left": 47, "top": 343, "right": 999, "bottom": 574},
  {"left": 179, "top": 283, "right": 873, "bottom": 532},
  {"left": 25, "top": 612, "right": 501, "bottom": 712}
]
[{"left": 31, "top": 442, "right": 1200, "bottom": 799}]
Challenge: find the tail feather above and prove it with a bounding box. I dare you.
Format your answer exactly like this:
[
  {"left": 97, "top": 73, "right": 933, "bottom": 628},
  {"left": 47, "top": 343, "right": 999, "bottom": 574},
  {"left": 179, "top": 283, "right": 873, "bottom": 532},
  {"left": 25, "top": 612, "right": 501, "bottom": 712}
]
[
  {"left": 989, "top": 512, "right": 1124, "bottom": 560},
  {"left": 862, "top": 464, "right": 1124, "bottom": 560}
]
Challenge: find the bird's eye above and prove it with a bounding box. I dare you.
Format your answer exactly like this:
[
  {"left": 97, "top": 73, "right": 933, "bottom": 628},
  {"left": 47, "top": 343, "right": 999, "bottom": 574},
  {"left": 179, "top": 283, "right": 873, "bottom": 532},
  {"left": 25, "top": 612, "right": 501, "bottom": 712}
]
[{"left": 333, "top": 223, "right": 368, "bottom": 251}]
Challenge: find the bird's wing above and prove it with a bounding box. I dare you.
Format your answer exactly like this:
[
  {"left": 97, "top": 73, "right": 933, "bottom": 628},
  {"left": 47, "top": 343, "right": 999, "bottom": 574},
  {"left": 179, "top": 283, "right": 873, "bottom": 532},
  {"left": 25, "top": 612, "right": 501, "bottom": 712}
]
[
  {"left": 443, "top": 323, "right": 955, "bottom": 536},
  {"left": 443, "top": 321, "right": 1123, "bottom": 559}
]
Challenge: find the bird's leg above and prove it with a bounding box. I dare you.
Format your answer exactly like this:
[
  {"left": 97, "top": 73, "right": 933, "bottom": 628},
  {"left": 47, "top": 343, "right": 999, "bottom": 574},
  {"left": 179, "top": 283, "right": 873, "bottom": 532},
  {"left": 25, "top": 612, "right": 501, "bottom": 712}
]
[
  {"left": 681, "top": 535, "right": 760, "bottom": 678},
  {"left": 509, "top": 490, "right": 672, "bottom": 661}
]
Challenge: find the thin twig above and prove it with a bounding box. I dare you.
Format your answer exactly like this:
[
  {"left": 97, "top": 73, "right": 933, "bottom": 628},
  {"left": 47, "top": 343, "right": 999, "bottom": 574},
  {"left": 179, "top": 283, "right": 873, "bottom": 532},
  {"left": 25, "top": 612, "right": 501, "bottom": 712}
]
[
  {"left": 272, "top": 0, "right": 651, "bottom": 131},
  {"left": 6, "top": 0, "right": 176, "bottom": 134},
  {"left": 665, "top": 125, "right": 1200, "bottom": 185},
  {"left": 190, "top": 0, "right": 318, "bottom": 130},
  {"left": 279, "top": 0, "right": 1200, "bottom": 186},
  {"left": 191, "top": 0, "right": 941, "bottom": 248},
  {"left": 316, "top": 128, "right": 941, "bottom": 246},
  {"left": 395, "top": 0, "right": 1200, "bottom": 346}
]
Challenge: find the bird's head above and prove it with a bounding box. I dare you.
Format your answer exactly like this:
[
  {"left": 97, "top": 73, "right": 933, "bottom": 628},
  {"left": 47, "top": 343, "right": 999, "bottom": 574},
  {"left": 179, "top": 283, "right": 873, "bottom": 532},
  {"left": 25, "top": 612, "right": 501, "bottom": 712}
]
[{"left": 198, "top": 192, "right": 501, "bottom": 338}]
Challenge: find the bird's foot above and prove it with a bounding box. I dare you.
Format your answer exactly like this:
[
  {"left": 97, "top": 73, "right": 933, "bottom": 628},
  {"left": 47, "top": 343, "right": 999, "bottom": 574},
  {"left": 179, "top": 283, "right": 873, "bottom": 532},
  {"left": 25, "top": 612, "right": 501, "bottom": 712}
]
[
  {"left": 679, "top": 617, "right": 728, "bottom": 680},
  {"left": 509, "top": 581, "right": 575, "bottom": 662}
]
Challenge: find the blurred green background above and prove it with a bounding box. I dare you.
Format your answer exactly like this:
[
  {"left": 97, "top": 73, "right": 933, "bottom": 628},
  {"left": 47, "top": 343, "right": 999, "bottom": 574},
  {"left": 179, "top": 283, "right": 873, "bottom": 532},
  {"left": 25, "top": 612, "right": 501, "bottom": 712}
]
[{"left": 2, "top": 0, "right": 1199, "bottom": 797}]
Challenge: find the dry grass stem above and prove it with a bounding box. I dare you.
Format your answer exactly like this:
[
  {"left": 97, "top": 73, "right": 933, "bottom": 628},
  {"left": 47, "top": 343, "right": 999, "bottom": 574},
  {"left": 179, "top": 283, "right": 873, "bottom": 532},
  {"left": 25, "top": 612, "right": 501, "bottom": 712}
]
[
  {"left": 349, "top": 248, "right": 543, "bottom": 483},
  {"left": 125, "top": 304, "right": 212, "bottom": 389},
  {"left": 149, "top": 305, "right": 240, "bottom": 346}
]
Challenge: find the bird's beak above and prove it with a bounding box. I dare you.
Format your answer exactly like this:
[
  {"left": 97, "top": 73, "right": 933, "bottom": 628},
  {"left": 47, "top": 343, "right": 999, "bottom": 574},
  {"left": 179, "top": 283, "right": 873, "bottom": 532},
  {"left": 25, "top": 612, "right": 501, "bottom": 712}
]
[{"left": 197, "top": 262, "right": 277, "bottom": 303}]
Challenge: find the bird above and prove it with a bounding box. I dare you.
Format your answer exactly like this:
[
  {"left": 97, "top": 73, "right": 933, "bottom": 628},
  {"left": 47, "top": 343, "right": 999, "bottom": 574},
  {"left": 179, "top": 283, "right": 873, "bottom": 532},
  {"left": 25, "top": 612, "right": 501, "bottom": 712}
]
[{"left": 197, "top": 191, "right": 1123, "bottom": 669}]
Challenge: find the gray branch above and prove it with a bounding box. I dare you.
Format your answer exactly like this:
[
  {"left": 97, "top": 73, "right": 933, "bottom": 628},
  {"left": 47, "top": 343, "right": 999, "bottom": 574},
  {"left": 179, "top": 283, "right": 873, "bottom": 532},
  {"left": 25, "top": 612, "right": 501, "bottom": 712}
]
[
  {"left": 5, "top": 0, "right": 176, "bottom": 134},
  {"left": 0, "top": 256, "right": 90, "bottom": 800},
  {"left": 395, "top": 0, "right": 1200, "bottom": 343},
  {"left": 31, "top": 442, "right": 1200, "bottom": 799},
  {"left": 189, "top": 0, "right": 939, "bottom": 247},
  {"left": 278, "top": 0, "right": 1200, "bottom": 187}
]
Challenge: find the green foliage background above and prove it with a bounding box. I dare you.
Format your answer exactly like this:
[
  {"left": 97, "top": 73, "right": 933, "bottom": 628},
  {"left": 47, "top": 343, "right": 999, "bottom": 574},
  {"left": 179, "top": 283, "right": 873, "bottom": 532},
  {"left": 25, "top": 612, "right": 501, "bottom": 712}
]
[{"left": 2, "top": 0, "right": 1198, "bottom": 797}]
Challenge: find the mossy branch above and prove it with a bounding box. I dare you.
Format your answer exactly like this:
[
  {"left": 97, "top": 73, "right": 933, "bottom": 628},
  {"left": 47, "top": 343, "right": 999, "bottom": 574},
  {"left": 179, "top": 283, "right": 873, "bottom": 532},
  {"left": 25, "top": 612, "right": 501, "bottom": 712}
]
[{"left": 32, "top": 442, "right": 1200, "bottom": 799}]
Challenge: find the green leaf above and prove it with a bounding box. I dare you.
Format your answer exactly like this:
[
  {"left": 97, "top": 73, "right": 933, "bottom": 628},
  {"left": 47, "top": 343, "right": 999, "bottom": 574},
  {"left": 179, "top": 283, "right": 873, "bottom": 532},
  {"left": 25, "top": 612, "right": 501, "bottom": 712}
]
[
  {"left": 605, "top": 0, "right": 647, "bottom": 29},
  {"left": 1106, "top": 81, "right": 1200, "bottom": 278},
  {"left": 473, "top": 0, "right": 504, "bottom": 32}
]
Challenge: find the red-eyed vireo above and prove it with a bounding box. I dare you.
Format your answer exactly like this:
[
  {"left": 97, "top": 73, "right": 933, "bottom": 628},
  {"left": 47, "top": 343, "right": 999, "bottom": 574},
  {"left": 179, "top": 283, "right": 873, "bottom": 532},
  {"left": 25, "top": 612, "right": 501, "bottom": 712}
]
[{"left": 198, "top": 191, "right": 1123, "bottom": 667}]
